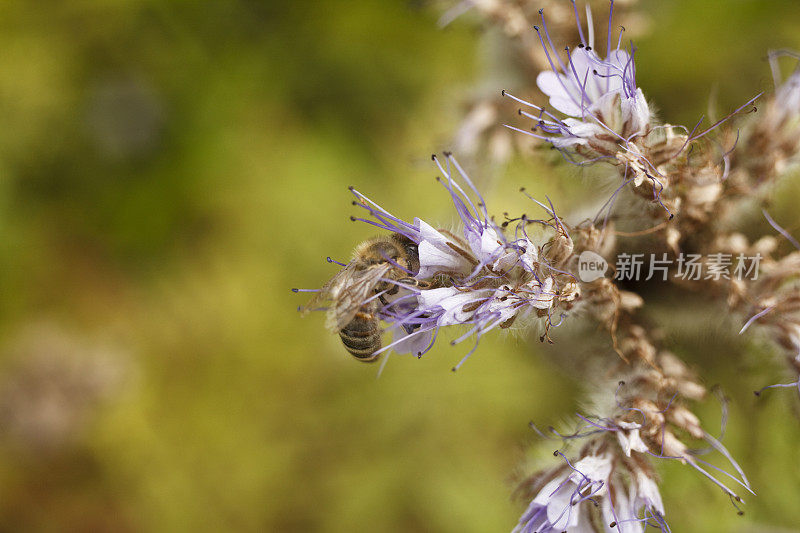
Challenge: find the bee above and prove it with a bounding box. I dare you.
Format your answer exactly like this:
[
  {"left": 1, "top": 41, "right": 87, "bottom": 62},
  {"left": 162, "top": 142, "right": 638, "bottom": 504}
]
[{"left": 303, "top": 233, "right": 421, "bottom": 362}]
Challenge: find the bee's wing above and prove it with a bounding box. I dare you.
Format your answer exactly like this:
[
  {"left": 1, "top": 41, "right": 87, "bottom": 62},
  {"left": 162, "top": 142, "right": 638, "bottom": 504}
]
[
  {"left": 299, "top": 277, "right": 338, "bottom": 317},
  {"left": 327, "top": 263, "right": 392, "bottom": 331}
]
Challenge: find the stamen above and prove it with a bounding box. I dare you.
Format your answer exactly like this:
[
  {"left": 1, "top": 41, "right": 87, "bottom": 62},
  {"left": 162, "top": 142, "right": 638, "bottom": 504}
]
[
  {"left": 432, "top": 154, "right": 483, "bottom": 232},
  {"left": 739, "top": 305, "right": 776, "bottom": 334},
  {"left": 754, "top": 380, "right": 800, "bottom": 397},
  {"left": 570, "top": 0, "right": 587, "bottom": 47},
  {"left": 688, "top": 93, "right": 762, "bottom": 142},
  {"left": 534, "top": 18, "right": 585, "bottom": 112},
  {"left": 565, "top": 46, "right": 595, "bottom": 117},
  {"left": 585, "top": 3, "right": 594, "bottom": 50},
  {"left": 763, "top": 209, "right": 800, "bottom": 250},
  {"left": 606, "top": 0, "right": 615, "bottom": 93}
]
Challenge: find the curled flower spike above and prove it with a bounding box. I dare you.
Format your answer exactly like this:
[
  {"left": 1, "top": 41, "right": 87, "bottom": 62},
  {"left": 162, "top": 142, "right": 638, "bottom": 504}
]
[
  {"left": 297, "top": 2, "right": 800, "bottom": 527},
  {"left": 519, "top": 333, "right": 756, "bottom": 530},
  {"left": 571, "top": 361, "right": 753, "bottom": 506}
]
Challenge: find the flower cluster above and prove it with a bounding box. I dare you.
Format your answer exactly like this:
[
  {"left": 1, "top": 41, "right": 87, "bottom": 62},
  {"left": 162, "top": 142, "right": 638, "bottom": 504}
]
[
  {"left": 503, "top": 3, "right": 760, "bottom": 229},
  {"left": 343, "top": 153, "right": 582, "bottom": 369},
  {"left": 444, "top": 0, "right": 647, "bottom": 165},
  {"left": 502, "top": 4, "right": 659, "bottom": 189},
  {"left": 514, "top": 444, "right": 667, "bottom": 533},
  {"left": 515, "top": 344, "right": 758, "bottom": 533}
]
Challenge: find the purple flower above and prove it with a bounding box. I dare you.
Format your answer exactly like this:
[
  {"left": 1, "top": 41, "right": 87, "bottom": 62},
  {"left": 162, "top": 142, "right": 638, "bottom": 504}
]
[
  {"left": 602, "top": 470, "right": 668, "bottom": 533},
  {"left": 514, "top": 453, "right": 612, "bottom": 533},
  {"left": 347, "top": 154, "right": 577, "bottom": 367},
  {"left": 514, "top": 449, "right": 670, "bottom": 533},
  {"left": 504, "top": 2, "right": 650, "bottom": 153}
]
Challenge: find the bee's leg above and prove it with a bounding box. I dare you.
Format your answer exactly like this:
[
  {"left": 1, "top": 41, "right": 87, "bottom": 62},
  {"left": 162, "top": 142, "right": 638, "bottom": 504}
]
[
  {"left": 398, "top": 277, "right": 443, "bottom": 288},
  {"left": 395, "top": 276, "right": 450, "bottom": 290}
]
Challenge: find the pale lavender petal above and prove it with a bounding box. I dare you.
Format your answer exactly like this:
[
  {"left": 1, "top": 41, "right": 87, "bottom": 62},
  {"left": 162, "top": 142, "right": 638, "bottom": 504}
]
[
  {"left": 391, "top": 326, "right": 433, "bottom": 356},
  {"left": 621, "top": 88, "right": 650, "bottom": 136}
]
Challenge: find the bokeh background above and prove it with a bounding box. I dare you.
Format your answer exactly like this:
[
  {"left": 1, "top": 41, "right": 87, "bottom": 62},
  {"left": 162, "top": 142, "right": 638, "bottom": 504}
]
[{"left": 1, "top": 0, "right": 800, "bottom": 531}]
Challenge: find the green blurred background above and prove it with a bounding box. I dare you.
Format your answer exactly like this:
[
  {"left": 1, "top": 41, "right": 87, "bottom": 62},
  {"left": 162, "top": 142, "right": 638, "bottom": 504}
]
[{"left": 0, "top": 0, "right": 799, "bottom": 531}]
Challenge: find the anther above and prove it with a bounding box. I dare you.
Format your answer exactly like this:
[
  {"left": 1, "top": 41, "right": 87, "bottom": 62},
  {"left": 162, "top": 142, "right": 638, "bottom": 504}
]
[
  {"left": 349, "top": 216, "right": 357, "bottom": 221},
  {"left": 443, "top": 150, "right": 452, "bottom": 157},
  {"left": 501, "top": 89, "right": 506, "bottom": 96},
  {"left": 347, "top": 185, "right": 355, "bottom": 191},
  {"left": 553, "top": 450, "right": 559, "bottom": 456},
  {"left": 431, "top": 153, "right": 437, "bottom": 161},
  {"left": 586, "top": 46, "right": 592, "bottom": 51},
  {"left": 537, "top": 9, "right": 543, "bottom": 15},
  {"left": 291, "top": 288, "right": 299, "bottom": 293},
  {"left": 609, "top": 522, "right": 617, "bottom": 528},
  {"left": 533, "top": 25, "right": 539, "bottom": 31},
  {"left": 578, "top": 43, "right": 584, "bottom": 48},
  {"left": 451, "top": 366, "right": 457, "bottom": 372},
  {"left": 618, "top": 380, "right": 625, "bottom": 386}
]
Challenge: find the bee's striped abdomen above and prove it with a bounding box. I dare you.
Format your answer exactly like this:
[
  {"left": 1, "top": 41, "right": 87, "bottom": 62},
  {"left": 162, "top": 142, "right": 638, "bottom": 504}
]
[{"left": 339, "top": 311, "right": 381, "bottom": 362}]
